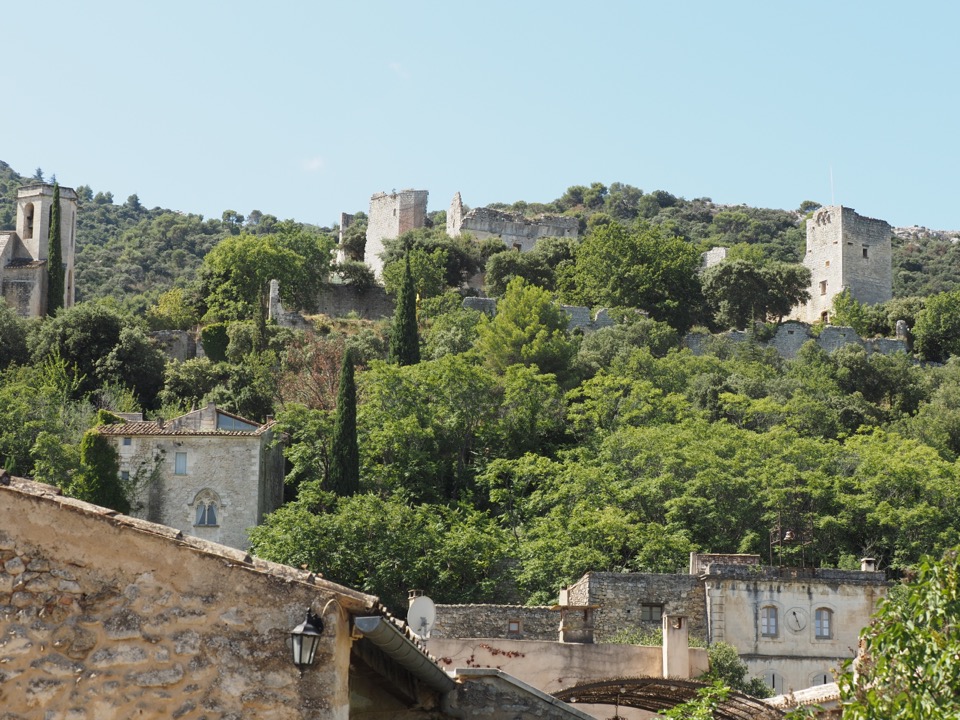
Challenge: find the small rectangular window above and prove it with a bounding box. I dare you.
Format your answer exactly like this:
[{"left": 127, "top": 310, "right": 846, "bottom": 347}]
[
  {"left": 120, "top": 471, "right": 130, "bottom": 481},
  {"left": 640, "top": 604, "right": 663, "bottom": 623},
  {"left": 122, "top": 437, "right": 132, "bottom": 446},
  {"left": 507, "top": 620, "right": 521, "bottom": 636},
  {"left": 761, "top": 606, "right": 779, "bottom": 637},
  {"left": 819, "top": 280, "right": 828, "bottom": 296},
  {"left": 174, "top": 452, "right": 187, "bottom": 475},
  {"left": 815, "top": 608, "right": 832, "bottom": 639},
  {"left": 862, "top": 246, "right": 869, "bottom": 259}
]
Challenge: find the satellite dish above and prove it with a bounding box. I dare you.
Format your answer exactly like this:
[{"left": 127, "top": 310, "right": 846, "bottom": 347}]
[{"left": 407, "top": 595, "right": 436, "bottom": 639}]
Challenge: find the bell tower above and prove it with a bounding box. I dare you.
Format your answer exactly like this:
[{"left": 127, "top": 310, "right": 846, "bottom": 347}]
[{"left": 14, "top": 184, "right": 79, "bottom": 308}]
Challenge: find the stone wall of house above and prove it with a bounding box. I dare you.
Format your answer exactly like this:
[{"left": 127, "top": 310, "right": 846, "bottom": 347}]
[
  {"left": 432, "top": 605, "right": 558, "bottom": 641},
  {"left": 316, "top": 284, "right": 395, "bottom": 320},
  {"left": 0, "top": 478, "right": 375, "bottom": 720},
  {"left": 564, "top": 572, "right": 707, "bottom": 642}
]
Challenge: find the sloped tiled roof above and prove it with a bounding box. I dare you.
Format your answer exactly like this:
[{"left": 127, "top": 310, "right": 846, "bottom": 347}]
[{"left": 97, "top": 420, "right": 274, "bottom": 437}]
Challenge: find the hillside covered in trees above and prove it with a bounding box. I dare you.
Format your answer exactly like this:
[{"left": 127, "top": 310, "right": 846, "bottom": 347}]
[{"left": 5, "top": 160, "right": 960, "bottom": 614}]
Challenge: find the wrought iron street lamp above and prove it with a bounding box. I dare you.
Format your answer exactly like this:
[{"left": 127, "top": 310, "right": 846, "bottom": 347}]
[{"left": 290, "top": 609, "right": 324, "bottom": 670}]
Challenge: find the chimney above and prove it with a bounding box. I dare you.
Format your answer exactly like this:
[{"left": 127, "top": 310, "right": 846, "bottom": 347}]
[
  {"left": 408, "top": 589, "right": 423, "bottom": 608},
  {"left": 860, "top": 557, "right": 877, "bottom": 572},
  {"left": 157, "top": 417, "right": 164, "bottom": 430},
  {"left": 662, "top": 615, "right": 690, "bottom": 679}
]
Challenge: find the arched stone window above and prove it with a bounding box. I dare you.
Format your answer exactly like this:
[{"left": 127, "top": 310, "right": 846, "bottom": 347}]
[
  {"left": 764, "top": 671, "right": 785, "bottom": 695},
  {"left": 191, "top": 489, "right": 221, "bottom": 527}
]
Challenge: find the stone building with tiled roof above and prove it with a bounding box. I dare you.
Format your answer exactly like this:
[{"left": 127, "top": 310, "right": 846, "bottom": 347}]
[{"left": 98, "top": 402, "right": 285, "bottom": 550}]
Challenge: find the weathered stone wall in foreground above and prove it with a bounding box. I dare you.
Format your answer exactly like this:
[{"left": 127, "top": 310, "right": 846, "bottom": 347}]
[{"left": 0, "top": 478, "right": 373, "bottom": 720}]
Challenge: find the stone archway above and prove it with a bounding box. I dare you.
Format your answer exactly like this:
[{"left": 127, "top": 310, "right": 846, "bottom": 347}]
[{"left": 554, "top": 677, "right": 783, "bottom": 720}]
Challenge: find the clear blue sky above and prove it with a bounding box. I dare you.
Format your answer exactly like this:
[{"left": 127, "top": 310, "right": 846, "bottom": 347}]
[{"left": 3, "top": 1, "right": 958, "bottom": 230}]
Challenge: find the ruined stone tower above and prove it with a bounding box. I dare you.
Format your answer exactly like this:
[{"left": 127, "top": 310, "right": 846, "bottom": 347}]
[
  {"left": 364, "top": 189, "right": 428, "bottom": 278},
  {"left": 0, "top": 183, "right": 78, "bottom": 316},
  {"left": 792, "top": 205, "right": 892, "bottom": 324}
]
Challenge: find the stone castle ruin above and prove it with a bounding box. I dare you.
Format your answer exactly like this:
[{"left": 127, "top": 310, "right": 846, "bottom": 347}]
[
  {"left": 363, "top": 189, "right": 429, "bottom": 278},
  {"left": 447, "top": 192, "right": 579, "bottom": 251},
  {"left": 791, "top": 205, "right": 892, "bottom": 324},
  {"left": 0, "top": 183, "right": 78, "bottom": 317}
]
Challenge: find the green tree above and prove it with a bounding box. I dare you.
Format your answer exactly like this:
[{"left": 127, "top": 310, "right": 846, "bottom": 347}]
[
  {"left": 0, "top": 300, "right": 30, "bottom": 369},
  {"left": 46, "top": 183, "right": 64, "bottom": 315},
  {"left": 701, "top": 259, "right": 810, "bottom": 329},
  {"left": 566, "top": 223, "right": 704, "bottom": 331},
  {"left": 146, "top": 287, "right": 200, "bottom": 330},
  {"left": 474, "top": 277, "right": 575, "bottom": 378},
  {"left": 388, "top": 252, "right": 421, "bottom": 366},
  {"left": 700, "top": 642, "right": 771, "bottom": 697},
  {"left": 838, "top": 547, "right": 960, "bottom": 718},
  {"left": 914, "top": 289, "right": 960, "bottom": 362},
  {"left": 68, "top": 428, "right": 129, "bottom": 513},
  {"left": 328, "top": 350, "right": 359, "bottom": 496}
]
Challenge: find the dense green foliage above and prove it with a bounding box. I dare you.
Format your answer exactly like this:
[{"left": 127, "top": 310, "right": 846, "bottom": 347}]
[
  {"left": 9, "top": 162, "right": 960, "bottom": 625},
  {"left": 838, "top": 546, "right": 960, "bottom": 718},
  {"left": 46, "top": 183, "right": 64, "bottom": 315},
  {"left": 69, "top": 428, "right": 129, "bottom": 514}
]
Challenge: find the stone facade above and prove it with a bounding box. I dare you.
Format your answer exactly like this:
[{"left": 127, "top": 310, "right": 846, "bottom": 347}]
[
  {"left": 701, "top": 246, "right": 728, "bottom": 269},
  {"left": 98, "top": 403, "right": 284, "bottom": 551},
  {"left": 149, "top": 329, "right": 200, "bottom": 362},
  {"left": 792, "top": 206, "right": 892, "bottom": 324},
  {"left": 565, "top": 572, "right": 708, "bottom": 643},
  {"left": 448, "top": 196, "right": 579, "bottom": 252},
  {"left": 365, "top": 190, "right": 429, "bottom": 278},
  {"left": 432, "top": 605, "right": 558, "bottom": 641},
  {"left": 0, "top": 183, "right": 78, "bottom": 317},
  {"left": 702, "top": 564, "right": 887, "bottom": 695}
]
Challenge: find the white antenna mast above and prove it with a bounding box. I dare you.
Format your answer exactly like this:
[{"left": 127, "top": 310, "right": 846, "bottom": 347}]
[{"left": 830, "top": 165, "right": 835, "bottom": 205}]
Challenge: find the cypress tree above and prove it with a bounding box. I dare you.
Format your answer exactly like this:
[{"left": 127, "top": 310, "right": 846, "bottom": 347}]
[
  {"left": 46, "top": 183, "right": 64, "bottom": 316},
  {"left": 388, "top": 252, "right": 420, "bottom": 365},
  {"left": 328, "top": 349, "right": 359, "bottom": 496}
]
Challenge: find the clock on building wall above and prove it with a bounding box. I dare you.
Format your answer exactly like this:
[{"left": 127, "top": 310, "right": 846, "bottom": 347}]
[{"left": 786, "top": 607, "right": 808, "bottom": 633}]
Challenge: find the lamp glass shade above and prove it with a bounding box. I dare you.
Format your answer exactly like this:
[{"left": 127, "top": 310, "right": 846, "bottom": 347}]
[{"left": 291, "top": 611, "right": 324, "bottom": 668}]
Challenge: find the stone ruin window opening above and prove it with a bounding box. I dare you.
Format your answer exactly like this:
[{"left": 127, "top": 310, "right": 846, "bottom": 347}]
[
  {"left": 825, "top": 260, "right": 830, "bottom": 268},
  {"left": 761, "top": 605, "right": 779, "bottom": 637},
  {"left": 862, "top": 246, "right": 869, "bottom": 259},
  {"left": 819, "top": 280, "right": 828, "bottom": 296},
  {"left": 123, "top": 437, "right": 132, "bottom": 446},
  {"left": 24, "top": 203, "right": 34, "bottom": 239},
  {"left": 765, "top": 671, "right": 785, "bottom": 695},
  {"left": 192, "top": 489, "right": 221, "bottom": 527},
  {"left": 812, "top": 672, "right": 831, "bottom": 686},
  {"left": 120, "top": 470, "right": 130, "bottom": 481},
  {"left": 640, "top": 603, "right": 663, "bottom": 623}
]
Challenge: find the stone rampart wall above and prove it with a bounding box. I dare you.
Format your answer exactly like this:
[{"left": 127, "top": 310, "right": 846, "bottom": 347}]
[
  {"left": 459, "top": 208, "right": 578, "bottom": 252},
  {"left": 365, "top": 190, "right": 428, "bottom": 278},
  {"left": 316, "top": 284, "right": 395, "bottom": 320},
  {"left": 149, "top": 330, "right": 198, "bottom": 362},
  {"left": 684, "top": 323, "right": 909, "bottom": 360},
  {"left": 462, "top": 297, "right": 614, "bottom": 333},
  {"left": 433, "top": 605, "right": 558, "bottom": 641}
]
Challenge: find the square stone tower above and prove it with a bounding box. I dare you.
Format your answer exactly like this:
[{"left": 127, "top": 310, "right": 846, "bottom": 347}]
[
  {"left": 0, "top": 183, "right": 78, "bottom": 316},
  {"left": 793, "top": 205, "right": 892, "bottom": 324},
  {"left": 364, "top": 189, "right": 428, "bottom": 279}
]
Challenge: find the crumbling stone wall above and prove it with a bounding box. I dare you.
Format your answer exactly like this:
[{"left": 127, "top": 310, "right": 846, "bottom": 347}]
[
  {"left": 447, "top": 199, "right": 579, "bottom": 253},
  {"left": 461, "top": 297, "right": 614, "bottom": 333},
  {"left": 149, "top": 330, "right": 199, "bottom": 362},
  {"left": 432, "top": 605, "right": 558, "bottom": 641},
  {"left": 316, "top": 283, "right": 395, "bottom": 320},
  {"left": 0, "top": 478, "right": 374, "bottom": 720},
  {"left": 684, "top": 323, "right": 909, "bottom": 360},
  {"left": 564, "top": 572, "right": 707, "bottom": 643}
]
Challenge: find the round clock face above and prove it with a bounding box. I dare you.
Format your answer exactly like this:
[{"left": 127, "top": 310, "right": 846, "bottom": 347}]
[{"left": 787, "top": 608, "right": 808, "bottom": 632}]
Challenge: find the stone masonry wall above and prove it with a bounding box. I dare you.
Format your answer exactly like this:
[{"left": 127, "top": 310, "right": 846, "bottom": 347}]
[
  {"left": 432, "top": 605, "right": 558, "bottom": 641},
  {"left": 0, "top": 477, "right": 375, "bottom": 720},
  {"left": 462, "top": 297, "right": 614, "bottom": 333},
  {"left": 684, "top": 323, "right": 908, "bottom": 360},
  {"left": 316, "top": 284, "right": 395, "bottom": 320},
  {"left": 564, "top": 573, "right": 707, "bottom": 643},
  {"left": 454, "top": 207, "right": 578, "bottom": 252},
  {"left": 365, "top": 190, "right": 428, "bottom": 278}
]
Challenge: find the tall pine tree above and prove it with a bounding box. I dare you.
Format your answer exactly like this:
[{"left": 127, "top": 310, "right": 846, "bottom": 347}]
[
  {"left": 328, "top": 349, "right": 359, "bottom": 496},
  {"left": 388, "top": 252, "right": 420, "bottom": 365},
  {"left": 46, "top": 183, "right": 64, "bottom": 316}
]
